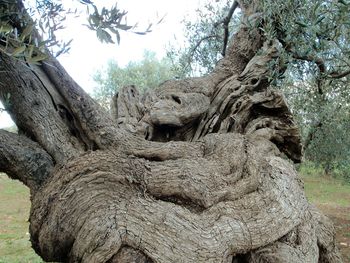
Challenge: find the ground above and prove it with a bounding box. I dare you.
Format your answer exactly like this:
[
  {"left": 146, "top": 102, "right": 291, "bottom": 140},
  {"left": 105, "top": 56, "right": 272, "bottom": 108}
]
[
  {"left": 0, "top": 171, "right": 349, "bottom": 263},
  {"left": 0, "top": 174, "right": 41, "bottom": 263},
  {"left": 302, "top": 172, "right": 350, "bottom": 262}
]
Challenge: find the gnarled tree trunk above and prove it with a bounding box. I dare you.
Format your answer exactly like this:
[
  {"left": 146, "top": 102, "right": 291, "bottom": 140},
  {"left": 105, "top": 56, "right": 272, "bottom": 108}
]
[{"left": 0, "top": 0, "right": 343, "bottom": 262}]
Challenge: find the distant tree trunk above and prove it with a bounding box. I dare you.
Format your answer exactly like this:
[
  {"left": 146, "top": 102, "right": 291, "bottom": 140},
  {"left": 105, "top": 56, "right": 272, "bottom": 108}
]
[{"left": 0, "top": 0, "right": 343, "bottom": 262}]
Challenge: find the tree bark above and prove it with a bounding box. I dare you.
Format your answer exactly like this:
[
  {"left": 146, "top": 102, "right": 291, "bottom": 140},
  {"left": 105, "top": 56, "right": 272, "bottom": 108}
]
[{"left": 0, "top": 0, "right": 343, "bottom": 262}]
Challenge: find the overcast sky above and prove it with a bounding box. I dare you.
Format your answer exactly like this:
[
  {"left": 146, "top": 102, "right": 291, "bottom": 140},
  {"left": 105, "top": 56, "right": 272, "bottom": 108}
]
[
  {"left": 58, "top": 0, "right": 201, "bottom": 93},
  {"left": 0, "top": 0, "right": 202, "bottom": 128}
]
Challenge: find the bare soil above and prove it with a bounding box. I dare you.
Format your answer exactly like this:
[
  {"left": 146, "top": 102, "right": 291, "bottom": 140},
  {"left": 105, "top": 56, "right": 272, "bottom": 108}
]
[{"left": 316, "top": 204, "right": 350, "bottom": 262}]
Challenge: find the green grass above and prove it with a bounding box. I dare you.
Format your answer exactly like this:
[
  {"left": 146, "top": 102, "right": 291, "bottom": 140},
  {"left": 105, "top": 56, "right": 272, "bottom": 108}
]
[
  {"left": 0, "top": 174, "right": 43, "bottom": 263},
  {"left": 0, "top": 168, "right": 349, "bottom": 262},
  {"left": 302, "top": 176, "right": 350, "bottom": 207},
  {"left": 300, "top": 165, "right": 350, "bottom": 211}
]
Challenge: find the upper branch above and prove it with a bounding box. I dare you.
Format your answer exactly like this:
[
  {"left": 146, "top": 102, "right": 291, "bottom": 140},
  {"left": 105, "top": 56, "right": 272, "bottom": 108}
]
[
  {"left": 0, "top": 52, "right": 83, "bottom": 163},
  {"left": 214, "top": 1, "right": 239, "bottom": 56},
  {"left": 213, "top": 1, "right": 263, "bottom": 77},
  {"left": 281, "top": 40, "right": 350, "bottom": 80},
  {"left": 41, "top": 56, "right": 124, "bottom": 149}
]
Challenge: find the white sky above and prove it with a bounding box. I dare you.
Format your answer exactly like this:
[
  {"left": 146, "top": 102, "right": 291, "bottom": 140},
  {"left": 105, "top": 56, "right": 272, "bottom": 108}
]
[{"left": 0, "top": 0, "right": 202, "bottom": 128}]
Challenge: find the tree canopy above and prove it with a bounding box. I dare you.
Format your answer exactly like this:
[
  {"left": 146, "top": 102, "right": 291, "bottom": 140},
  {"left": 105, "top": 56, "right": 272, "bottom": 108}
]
[{"left": 93, "top": 51, "right": 178, "bottom": 109}]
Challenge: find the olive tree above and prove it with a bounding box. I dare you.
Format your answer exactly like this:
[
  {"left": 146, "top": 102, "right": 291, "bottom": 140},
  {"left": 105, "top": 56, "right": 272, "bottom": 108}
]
[{"left": 0, "top": 0, "right": 344, "bottom": 262}]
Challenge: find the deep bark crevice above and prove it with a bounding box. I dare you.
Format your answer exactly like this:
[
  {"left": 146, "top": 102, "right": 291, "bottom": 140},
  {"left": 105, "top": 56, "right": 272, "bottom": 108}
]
[
  {"left": 155, "top": 195, "right": 206, "bottom": 214},
  {"left": 107, "top": 246, "right": 154, "bottom": 263}
]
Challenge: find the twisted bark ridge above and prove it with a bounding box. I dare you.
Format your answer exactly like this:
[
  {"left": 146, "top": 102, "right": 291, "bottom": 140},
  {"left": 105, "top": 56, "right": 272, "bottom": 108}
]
[{"left": 0, "top": 0, "right": 343, "bottom": 262}]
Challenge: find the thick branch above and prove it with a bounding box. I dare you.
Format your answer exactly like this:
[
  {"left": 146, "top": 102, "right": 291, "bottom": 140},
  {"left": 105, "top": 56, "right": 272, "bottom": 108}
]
[
  {"left": 195, "top": 42, "right": 302, "bottom": 162},
  {"left": 0, "top": 53, "right": 83, "bottom": 163},
  {"left": 0, "top": 129, "right": 54, "bottom": 190},
  {"left": 1, "top": 0, "right": 125, "bottom": 155},
  {"left": 41, "top": 56, "right": 120, "bottom": 149},
  {"left": 329, "top": 69, "right": 350, "bottom": 79},
  {"left": 213, "top": 15, "right": 263, "bottom": 76}
]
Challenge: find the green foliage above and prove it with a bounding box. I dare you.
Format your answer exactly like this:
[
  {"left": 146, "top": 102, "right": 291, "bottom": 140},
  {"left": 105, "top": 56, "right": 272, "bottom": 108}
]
[
  {"left": 0, "top": 0, "right": 147, "bottom": 61},
  {"left": 280, "top": 67, "right": 350, "bottom": 180},
  {"left": 299, "top": 162, "right": 350, "bottom": 204},
  {"left": 0, "top": 1, "right": 48, "bottom": 62},
  {"left": 267, "top": 0, "right": 350, "bottom": 178},
  {"left": 166, "top": 1, "right": 241, "bottom": 77},
  {"left": 298, "top": 161, "right": 325, "bottom": 177},
  {"left": 260, "top": 0, "right": 350, "bottom": 79},
  {"left": 0, "top": 174, "right": 43, "bottom": 262},
  {"left": 85, "top": 4, "right": 131, "bottom": 45},
  {"left": 304, "top": 111, "right": 350, "bottom": 180},
  {"left": 93, "top": 51, "right": 178, "bottom": 109},
  {"left": 84, "top": 2, "right": 162, "bottom": 44}
]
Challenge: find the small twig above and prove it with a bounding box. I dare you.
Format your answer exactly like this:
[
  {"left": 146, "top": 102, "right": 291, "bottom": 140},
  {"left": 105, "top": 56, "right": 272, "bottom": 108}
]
[
  {"left": 280, "top": 38, "right": 350, "bottom": 80},
  {"left": 328, "top": 69, "right": 350, "bottom": 79},
  {"left": 214, "top": 1, "right": 239, "bottom": 56},
  {"left": 291, "top": 52, "right": 350, "bottom": 79},
  {"left": 214, "top": 1, "right": 239, "bottom": 28},
  {"left": 184, "top": 0, "right": 239, "bottom": 73},
  {"left": 184, "top": 34, "right": 219, "bottom": 72},
  {"left": 288, "top": 50, "right": 326, "bottom": 74},
  {"left": 190, "top": 34, "right": 218, "bottom": 56}
]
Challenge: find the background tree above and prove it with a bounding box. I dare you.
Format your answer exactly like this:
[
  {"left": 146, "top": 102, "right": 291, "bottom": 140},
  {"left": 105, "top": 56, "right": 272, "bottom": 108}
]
[
  {"left": 166, "top": 1, "right": 241, "bottom": 76},
  {"left": 0, "top": 0, "right": 345, "bottom": 262},
  {"left": 283, "top": 69, "right": 350, "bottom": 179},
  {"left": 167, "top": 0, "right": 350, "bottom": 179},
  {"left": 93, "top": 51, "right": 178, "bottom": 109}
]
